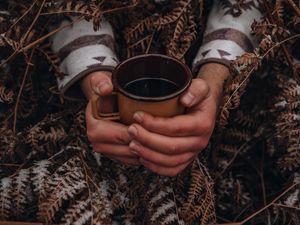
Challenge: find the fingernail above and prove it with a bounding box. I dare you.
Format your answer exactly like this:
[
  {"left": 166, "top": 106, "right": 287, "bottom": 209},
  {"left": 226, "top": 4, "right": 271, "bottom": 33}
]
[
  {"left": 131, "top": 150, "right": 139, "bottom": 156},
  {"left": 182, "top": 92, "right": 195, "bottom": 106},
  {"left": 128, "top": 125, "right": 138, "bottom": 136},
  {"left": 133, "top": 112, "right": 143, "bottom": 123},
  {"left": 129, "top": 141, "right": 140, "bottom": 152},
  {"left": 94, "top": 81, "right": 111, "bottom": 94}
]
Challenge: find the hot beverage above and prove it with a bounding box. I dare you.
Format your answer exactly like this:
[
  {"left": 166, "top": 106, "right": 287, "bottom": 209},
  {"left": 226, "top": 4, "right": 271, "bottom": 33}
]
[{"left": 124, "top": 77, "right": 179, "bottom": 97}]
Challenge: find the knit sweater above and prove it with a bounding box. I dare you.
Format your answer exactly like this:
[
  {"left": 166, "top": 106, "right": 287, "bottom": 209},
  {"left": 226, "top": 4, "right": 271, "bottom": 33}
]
[{"left": 51, "top": 0, "right": 263, "bottom": 100}]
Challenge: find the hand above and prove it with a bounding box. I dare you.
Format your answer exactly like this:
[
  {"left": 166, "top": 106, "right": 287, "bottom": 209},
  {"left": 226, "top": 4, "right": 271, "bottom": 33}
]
[
  {"left": 127, "top": 63, "right": 229, "bottom": 176},
  {"left": 81, "top": 71, "right": 140, "bottom": 166}
]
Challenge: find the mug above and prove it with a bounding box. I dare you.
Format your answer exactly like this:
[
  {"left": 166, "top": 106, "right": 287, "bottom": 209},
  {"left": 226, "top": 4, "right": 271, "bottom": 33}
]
[{"left": 91, "top": 54, "right": 192, "bottom": 125}]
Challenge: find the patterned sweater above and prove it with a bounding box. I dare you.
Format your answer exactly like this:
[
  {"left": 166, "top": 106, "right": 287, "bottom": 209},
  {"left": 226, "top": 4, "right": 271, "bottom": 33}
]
[{"left": 51, "top": 0, "right": 263, "bottom": 100}]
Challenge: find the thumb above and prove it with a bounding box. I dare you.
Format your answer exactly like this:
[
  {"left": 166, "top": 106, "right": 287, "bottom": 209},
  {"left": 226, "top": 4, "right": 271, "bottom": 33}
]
[
  {"left": 180, "top": 78, "right": 209, "bottom": 107},
  {"left": 90, "top": 71, "right": 113, "bottom": 96}
]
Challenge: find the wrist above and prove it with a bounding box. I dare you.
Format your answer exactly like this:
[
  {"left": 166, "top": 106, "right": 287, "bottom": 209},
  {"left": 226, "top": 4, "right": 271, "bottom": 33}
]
[{"left": 197, "top": 63, "right": 230, "bottom": 100}]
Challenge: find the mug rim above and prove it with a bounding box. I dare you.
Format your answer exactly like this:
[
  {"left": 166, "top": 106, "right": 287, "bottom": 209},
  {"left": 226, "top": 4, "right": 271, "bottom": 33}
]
[{"left": 112, "top": 54, "right": 192, "bottom": 102}]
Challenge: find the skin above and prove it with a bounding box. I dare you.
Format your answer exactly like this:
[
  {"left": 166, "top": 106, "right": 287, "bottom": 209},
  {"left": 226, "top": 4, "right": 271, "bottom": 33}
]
[{"left": 81, "top": 63, "right": 229, "bottom": 176}]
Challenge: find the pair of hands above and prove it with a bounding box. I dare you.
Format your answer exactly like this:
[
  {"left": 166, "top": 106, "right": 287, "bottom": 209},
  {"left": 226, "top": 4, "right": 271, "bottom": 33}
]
[{"left": 81, "top": 63, "right": 229, "bottom": 176}]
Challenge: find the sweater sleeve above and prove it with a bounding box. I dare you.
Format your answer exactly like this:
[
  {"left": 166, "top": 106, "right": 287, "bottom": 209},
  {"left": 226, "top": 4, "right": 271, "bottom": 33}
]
[
  {"left": 192, "top": 0, "right": 263, "bottom": 74},
  {"left": 51, "top": 17, "right": 119, "bottom": 100}
]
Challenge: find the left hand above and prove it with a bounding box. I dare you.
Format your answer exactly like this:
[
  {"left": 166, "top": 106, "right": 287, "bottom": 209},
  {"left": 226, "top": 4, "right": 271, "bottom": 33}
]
[{"left": 127, "top": 63, "right": 229, "bottom": 176}]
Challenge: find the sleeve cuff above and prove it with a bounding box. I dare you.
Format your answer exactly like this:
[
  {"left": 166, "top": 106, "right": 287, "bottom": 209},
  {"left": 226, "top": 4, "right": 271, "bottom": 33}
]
[
  {"left": 59, "top": 65, "right": 115, "bottom": 101},
  {"left": 56, "top": 44, "right": 119, "bottom": 101},
  {"left": 192, "top": 58, "right": 232, "bottom": 76}
]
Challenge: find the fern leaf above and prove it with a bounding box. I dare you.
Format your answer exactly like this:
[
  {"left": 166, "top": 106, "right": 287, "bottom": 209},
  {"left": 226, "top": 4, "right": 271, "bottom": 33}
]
[
  {"left": 38, "top": 157, "right": 87, "bottom": 224},
  {"left": 31, "top": 160, "right": 51, "bottom": 199},
  {"left": 0, "top": 177, "right": 12, "bottom": 219},
  {"left": 181, "top": 161, "right": 215, "bottom": 224},
  {"left": 62, "top": 197, "right": 91, "bottom": 225},
  {"left": 0, "top": 83, "right": 13, "bottom": 103},
  {"left": 151, "top": 200, "right": 175, "bottom": 222},
  {"left": 12, "top": 169, "right": 30, "bottom": 219},
  {"left": 92, "top": 181, "right": 113, "bottom": 224},
  {"left": 156, "top": 0, "right": 191, "bottom": 28}
]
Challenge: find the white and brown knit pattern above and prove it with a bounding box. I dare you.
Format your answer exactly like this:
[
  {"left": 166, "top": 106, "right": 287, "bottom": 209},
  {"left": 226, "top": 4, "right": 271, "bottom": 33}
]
[
  {"left": 193, "top": 0, "right": 263, "bottom": 73},
  {"left": 51, "top": 17, "right": 118, "bottom": 99}
]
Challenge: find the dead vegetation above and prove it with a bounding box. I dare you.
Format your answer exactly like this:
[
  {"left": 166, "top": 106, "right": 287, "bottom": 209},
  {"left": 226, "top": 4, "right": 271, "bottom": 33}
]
[{"left": 0, "top": 0, "right": 299, "bottom": 224}]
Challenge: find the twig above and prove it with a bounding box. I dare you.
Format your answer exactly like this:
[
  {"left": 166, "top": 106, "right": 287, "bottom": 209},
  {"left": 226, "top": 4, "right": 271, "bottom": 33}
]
[
  {"left": 259, "top": 147, "right": 271, "bottom": 225},
  {"left": 6, "top": 0, "right": 39, "bottom": 33},
  {"left": 287, "top": 0, "right": 300, "bottom": 17},
  {"left": 0, "top": 50, "right": 18, "bottom": 69},
  {"left": 21, "top": 16, "right": 83, "bottom": 52},
  {"left": 212, "top": 182, "right": 300, "bottom": 225},
  {"left": 239, "top": 182, "right": 300, "bottom": 224},
  {"left": 21, "top": 0, "right": 46, "bottom": 45},
  {"left": 273, "top": 203, "right": 300, "bottom": 210},
  {"left": 145, "top": 32, "right": 154, "bottom": 54},
  {"left": 0, "top": 163, "right": 21, "bottom": 167},
  {"left": 0, "top": 17, "right": 84, "bottom": 69},
  {"left": 13, "top": 50, "right": 34, "bottom": 133}
]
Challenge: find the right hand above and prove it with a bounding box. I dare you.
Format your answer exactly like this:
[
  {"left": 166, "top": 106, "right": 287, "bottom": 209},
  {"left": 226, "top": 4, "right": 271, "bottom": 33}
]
[{"left": 81, "top": 71, "right": 140, "bottom": 166}]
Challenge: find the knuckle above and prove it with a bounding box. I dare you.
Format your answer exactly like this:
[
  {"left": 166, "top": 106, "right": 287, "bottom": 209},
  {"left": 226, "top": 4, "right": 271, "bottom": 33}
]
[
  {"left": 116, "top": 132, "right": 130, "bottom": 144},
  {"left": 194, "top": 78, "right": 207, "bottom": 90}
]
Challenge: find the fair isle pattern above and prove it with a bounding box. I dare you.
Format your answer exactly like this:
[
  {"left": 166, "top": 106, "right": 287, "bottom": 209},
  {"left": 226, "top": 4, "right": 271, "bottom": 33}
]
[{"left": 193, "top": 0, "right": 263, "bottom": 72}]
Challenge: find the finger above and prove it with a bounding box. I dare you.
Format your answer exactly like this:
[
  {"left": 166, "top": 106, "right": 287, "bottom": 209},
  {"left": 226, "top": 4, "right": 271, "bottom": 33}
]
[
  {"left": 180, "top": 78, "right": 209, "bottom": 107},
  {"left": 86, "top": 102, "right": 131, "bottom": 144},
  {"left": 140, "top": 158, "right": 192, "bottom": 177},
  {"left": 105, "top": 155, "right": 141, "bottom": 166},
  {"left": 128, "top": 124, "right": 208, "bottom": 155},
  {"left": 90, "top": 71, "right": 113, "bottom": 96},
  {"left": 129, "top": 140, "right": 196, "bottom": 167},
  {"left": 133, "top": 111, "right": 214, "bottom": 137},
  {"left": 93, "top": 143, "right": 138, "bottom": 158}
]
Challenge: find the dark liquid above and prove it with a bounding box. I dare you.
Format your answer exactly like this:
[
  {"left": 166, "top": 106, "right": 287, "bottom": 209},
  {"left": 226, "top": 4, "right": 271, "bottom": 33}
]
[{"left": 124, "top": 78, "right": 179, "bottom": 97}]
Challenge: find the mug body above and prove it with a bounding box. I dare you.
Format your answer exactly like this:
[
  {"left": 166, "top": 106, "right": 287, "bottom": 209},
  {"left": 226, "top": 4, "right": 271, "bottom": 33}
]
[
  {"left": 118, "top": 93, "right": 185, "bottom": 125},
  {"left": 112, "top": 54, "right": 192, "bottom": 124}
]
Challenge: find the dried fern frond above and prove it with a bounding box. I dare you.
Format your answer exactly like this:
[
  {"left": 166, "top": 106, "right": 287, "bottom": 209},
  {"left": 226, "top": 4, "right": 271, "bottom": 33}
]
[
  {"left": 0, "top": 83, "right": 14, "bottom": 103},
  {"left": 251, "top": 19, "right": 290, "bottom": 38},
  {"left": 0, "top": 177, "right": 12, "bottom": 220},
  {"left": 12, "top": 168, "right": 30, "bottom": 219},
  {"left": 155, "top": 0, "right": 191, "bottom": 28},
  {"left": 38, "top": 43, "right": 65, "bottom": 79},
  {"left": 181, "top": 160, "right": 215, "bottom": 225},
  {"left": 31, "top": 160, "right": 51, "bottom": 200},
  {"left": 61, "top": 197, "right": 92, "bottom": 225},
  {"left": 144, "top": 176, "right": 184, "bottom": 225},
  {"left": 91, "top": 185, "right": 113, "bottom": 225},
  {"left": 38, "top": 156, "right": 87, "bottom": 224}
]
